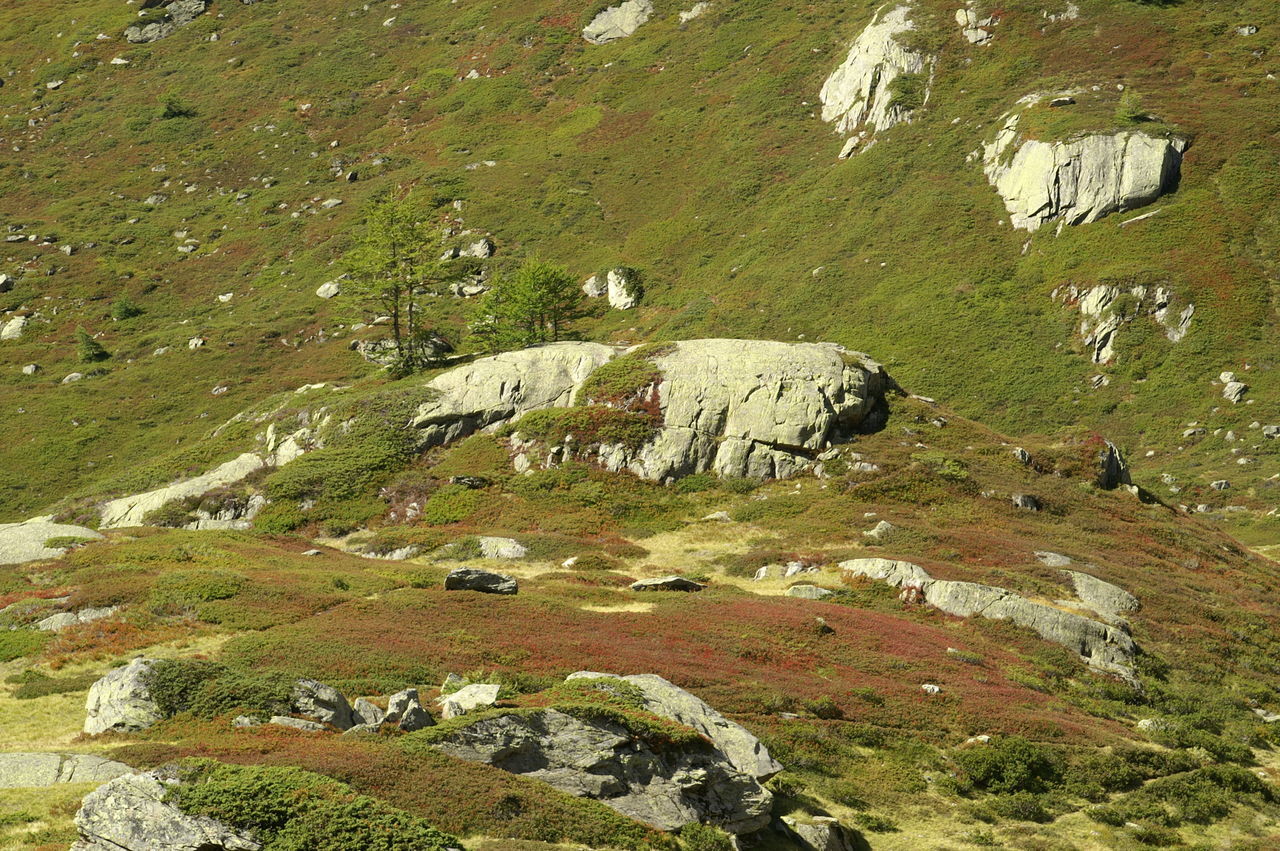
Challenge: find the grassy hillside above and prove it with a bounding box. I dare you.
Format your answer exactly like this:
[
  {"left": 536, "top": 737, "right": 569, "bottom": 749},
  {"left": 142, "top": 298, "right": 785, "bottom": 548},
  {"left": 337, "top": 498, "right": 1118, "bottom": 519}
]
[{"left": 0, "top": 0, "right": 1277, "bottom": 527}]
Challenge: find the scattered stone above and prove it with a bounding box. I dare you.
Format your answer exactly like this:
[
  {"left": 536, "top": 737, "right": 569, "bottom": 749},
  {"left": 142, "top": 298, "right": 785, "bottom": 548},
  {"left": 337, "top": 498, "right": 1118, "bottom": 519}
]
[
  {"left": 269, "top": 716, "right": 327, "bottom": 732},
  {"left": 1049, "top": 95, "right": 1076, "bottom": 107},
  {"left": 351, "top": 697, "right": 386, "bottom": 728},
  {"left": 449, "top": 475, "right": 490, "bottom": 489},
  {"left": 0, "top": 753, "right": 132, "bottom": 788},
  {"left": 1, "top": 315, "right": 27, "bottom": 340},
  {"left": 84, "top": 658, "right": 161, "bottom": 735},
  {"left": 1011, "top": 493, "right": 1042, "bottom": 511},
  {"left": 1013, "top": 446, "right": 1031, "bottom": 464},
  {"left": 478, "top": 536, "right": 527, "bottom": 559},
  {"left": 1034, "top": 551, "right": 1072, "bottom": 567},
  {"left": 21, "top": 363, "right": 40, "bottom": 375},
  {"left": 232, "top": 715, "right": 261, "bottom": 728},
  {"left": 320, "top": 198, "right": 343, "bottom": 209},
  {"left": 583, "top": 0, "right": 654, "bottom": 44},
  {"left": 35, "top": 606, "right": 119, "bottom": 632},
  {"left": 315, "top": 280, "right": 341, "bottom": 299},
  {"left": 1223, "top": 380, "right": 1248, "bottom": 403},
  {"left": 921, "top": 683, "right": 942, "bottom": 695},
  {"left": 702, "top": 511, "right": 732, "bottom": 522},
  {"left": 1263, "top": 425, "right": 1280, "bottom": 439},
  {"left": 290, "top": 678, "right": 354, "bottom": 730},
  {"left": 1097, "top": 440, "right": 1132, "bottom": 490},
  {"left": 438, "top": 683, "right": 500, "bottom": 719},
  {"left": 582, "top": 275, "right": 607, "bottom": 297},
  {"left": 1237, "top": 25, "right": 1258, "bottom": 36},
  {"left": 679, "top": 2, "right": 712, "bottom": 24},
  {"left": 0, "top": 518, "right": 102, "bottom": 566},
  {"left": 1210, "top": 480, "right": 1230, "bottom": 490},
  {"left": 787, "top": 585, "right": 833, "bottom": 600},
  {"left": 862, "top": 519, "right": 896, "bottom": 541},
  {"left": 444, "top": 567, "right": 518, "bottom": 595},
  {"left": 302, "top": 549, "right": 322, "bottom": 556},
  {"left": 188, "top": 336, "right": 205, "bottom": 349},
  {"left": 126, "top": 0, "right": 209, "bottom": 44},
  {"left": 631, "top": 576, "right": 706, "bottom": 592},
  {"left": 606, "top": 268, "right": 640, "bottom": 310},
  {"left": 71, "top": 768, "right": 262, "bottom": 851},
  {"left": 956, "top": 2, "right": 997, "bottom": 44},
  {"left": 385, "top": 688, "right": 434, "bottom": 731},
  {"left": 62, "top": 372, "right": 84, "bottom": 384}
]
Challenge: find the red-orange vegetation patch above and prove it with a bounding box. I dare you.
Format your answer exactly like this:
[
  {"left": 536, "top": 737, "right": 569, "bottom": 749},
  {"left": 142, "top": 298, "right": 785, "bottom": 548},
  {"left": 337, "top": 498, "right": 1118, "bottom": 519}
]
[
  {"left": 46, "top": 620, "right": 198, "bottom": 668},
  {"left": 0, "top": 586, "right": 73, "bottom": 609}
]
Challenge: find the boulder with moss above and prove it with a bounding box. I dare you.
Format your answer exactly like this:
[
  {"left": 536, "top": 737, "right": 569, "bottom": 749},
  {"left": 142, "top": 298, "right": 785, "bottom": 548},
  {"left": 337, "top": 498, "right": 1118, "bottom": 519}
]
[{"left": 84, "top": 658, "right": 162, "bottom": 735}]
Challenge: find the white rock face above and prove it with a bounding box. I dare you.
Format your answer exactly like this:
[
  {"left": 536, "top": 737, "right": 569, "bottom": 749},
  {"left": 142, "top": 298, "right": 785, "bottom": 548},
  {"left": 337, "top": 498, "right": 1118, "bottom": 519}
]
[
  {"left": 1, "top": 315, "right": 27, "bottom": 341},
  {"left": 606, "top": 268, "right": 639, "bottom": 310},
  {"left": 35, "top": 606, "right": 119, "bottom": 632},
  {"left": 582, "top": 275, "right": 607, "bottom": 298},
  {"left": 608, "top": 340, "right": 893, "bottom": 481},
  {"left": 99, "top": 452, "right": 266, "bottom": 529},
  {"left": 84, "top": 659, "right": 161, "bottom": 735},
  {"left": 478, "top": 536, "right": 528, "bottom": 559},
  {"left": 956, "top": 2, "right": 997, "bottom": 43},
  {"left": 438, "top": 683, "right": 500, "bottom": 719},
  {"left": 1054, "top": 282, "right": 1194, "bottom": 363},
  {"left": 984, "top": 111, "right": 1185, "bottom": 230},
  {"left": 819, "top": 5, "right": 932, "bottom": 152},
  {"left": 679, "top": 2, "right": 712, "bottom": 23},
  {"left": 583, "top": 0, "right": 654, "bottom": 44},
  {"left": 315, "top": 280, "right": 341, "bottom": 299},
  {"left": 410, "top": 342, "right": 620, "bottom": 446},
  {"left": 0, "top": 518, "right": 103, "bottom": 566}
]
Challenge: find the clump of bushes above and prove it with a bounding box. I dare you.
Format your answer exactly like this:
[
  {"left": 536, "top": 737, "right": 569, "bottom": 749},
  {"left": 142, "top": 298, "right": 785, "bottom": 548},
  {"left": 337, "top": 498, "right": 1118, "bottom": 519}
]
[
  {"left": 169, "top": 760, "right": 461, "bottom": 851},
  {"left": 143, "top": 659, "right": 293, "bottom": 720},
  {"left": 678, "top": 823, "right": 734, "bottom": 851},
  {"left": 0, "top": 630, "right": 50, "bottom": 663},
  {"left": 148, "top": 569, "right": 246, "bottom": 616},
  {"left": 576, "top": 353, "right": 662, "bottom": 408},
  {"left": 952, "top": 737, "right": 1064, "bottom": 795},
  {"left": 511, "top": 406, "right": 658, "bottom": 451}
]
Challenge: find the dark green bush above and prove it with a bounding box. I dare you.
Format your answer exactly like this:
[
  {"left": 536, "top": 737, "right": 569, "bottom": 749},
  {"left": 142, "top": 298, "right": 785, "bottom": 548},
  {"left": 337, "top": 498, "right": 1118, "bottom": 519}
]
[
  {"left": 10, "top": 670, "right": 97, "bottom": 699},
  {"left": 111, "top": 297, "right": 144, "bottom": 320},
  {"left": 953, "top": 737, "right": 1064, "bottom": 794},
  {"left": 144, "top": 660, "right": 293, "bottom": 719},
  {"left": 148, "top": 569, "right": 246, "bottom": 615},
  {"left": 418, "top": 485, "right": 483, "bottom": 525},
  {"left": 512, "top": 406, "right": 657, "bottom": 451},
  {"left": 991, "top": 791, "right": 1053, "bottom": 823},
  {"left": 576, "top": 354, "right": 661, "bottom": 406},
  {"left": 169, "top": 760, "right": 460, "bottom": 851},
  {"left": 76, "top": 329, "right": 109, "bottom": 363},
  {"left": 678, "top": 822, "right": 734, "bottom": 851},
  {"left": 0, "top": 630, "right": 50, "bottom": 663}
]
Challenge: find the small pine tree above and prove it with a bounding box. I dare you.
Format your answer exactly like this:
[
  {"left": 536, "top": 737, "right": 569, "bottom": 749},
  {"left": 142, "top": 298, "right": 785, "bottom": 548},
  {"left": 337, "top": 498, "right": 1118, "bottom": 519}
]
[
  {"left": 1115, "top": 89, "right": 1145, "bottom": 125},
  {"left": 75, "top": 329, "right": 109, "bottom": 363},
  {"left": 469, "top": 260, "right": 584, "bottom": 353}
]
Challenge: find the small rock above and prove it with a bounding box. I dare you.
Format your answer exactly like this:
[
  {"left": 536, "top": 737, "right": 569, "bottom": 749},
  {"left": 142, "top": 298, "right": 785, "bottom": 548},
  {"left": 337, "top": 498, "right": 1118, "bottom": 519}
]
[
  {"left": 269, "top": 716, "right": 327, "bottom": 732},
  {"left": 478, "top": 536, "right": 527, "bottom": 559},
  {"left": 386, "top": 688, "right": 434, "bottom": 731},
  {"left": 438, "top": 683, "right": 500, "bottom": 719},
  {"left": 232, "top": 715, "right": 261, "bottom": 728},
  {"left": 302, "top": 549, "right": 322, "bottom": 556},
  {"left": 1223, "top": 380, "right": 1248, "bottom": 403},
  {"left": 21, "top": 363, "right": 40, "bottom": 375},
  {"left": 702, "top": 511, "right": 732, "bottom": 522},
  {"left": 787, "top": 585, "right": 833, "bottom": 600},
  {"left": 1011, "top": 494, "right": 1042, "bottom": 511},
  {"left": 320, "top": 198, "right": 343, "bottom": 209},
  {"left": 1013, "top": 446, "right": 1032, "bottom": 464},
  {"left": 921, "top": 683, "right": 942, "bottom": 695},
  {"left": 290, "top": 678, "right": 354, "bottom": 730},
  {"left": 1210, "top": 480, "right": 1230, "bottom": 490},
  {"left": 1034, "top": 551, "right": 1072, "bottom": 567},
  {"left": 84, "top": 658, "right": 160, "bottom": 735},
  {"left": 444, "top": 567, "right": 518, "bottom": 595},
  {"left": 630, "top": 575, "right": 706, "bottom": 592},
  {"left": 352, "top": 697, "right": 386, "bottom": 728},
  {"left": 62, "top": 372, "right": 84, "bottom": 384},
  {"left": 862, "top": 519, "right": 895, "bottom": 541}
]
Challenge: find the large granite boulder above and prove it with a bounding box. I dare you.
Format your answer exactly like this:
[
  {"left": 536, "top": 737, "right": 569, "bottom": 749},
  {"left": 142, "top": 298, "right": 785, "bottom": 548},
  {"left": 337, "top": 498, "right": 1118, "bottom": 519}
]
[
  {"left": 0, "top": 753, "right": 131, "bottom": 788},
  {"left": 410, "top": 342, "right": 619, "bottom": 447},
  {"left": 290, "top": 678, "right": 354, "bottom": 730},
  {"left": 841, "top": 558, "right": 1137, "bottom": 680},
  {"left": 583, "top": 0, "right": 654, "bottom": 44},
  {"left": 983, "top": 103, "right": 1185, "bottom": 230},
  {"left": 603, "top": 340, "right": 894, "bottom": 480},
  {"left": 84, "top": 659, "right": 162, "bottom": 735},
  {"left": 71, "top": 768, "right": 261, "bottom": 851},
  {"left": 1064, "top": 570, "right": 1139, "bottom": 622},
  {"left": 0, "top": 518, "right": 102, "bottom": 566},
  {"left": 819, "top": 5, "right": 933, "bottom": 155},
  {"left": 427, "top": 708, "right": 771, "bottom": 833},
  {"left": 565, "top": 672, "right": 783, "bottom": 780}
]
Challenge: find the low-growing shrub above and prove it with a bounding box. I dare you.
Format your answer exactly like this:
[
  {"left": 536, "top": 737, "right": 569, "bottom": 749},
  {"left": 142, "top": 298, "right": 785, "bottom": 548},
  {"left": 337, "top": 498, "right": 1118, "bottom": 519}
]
[
  {"left": 991, "top": 791, "right": 1053, "bottom": 823},
  {"left": 512, "top": 406, "right": 658, "bottom": 451},
  {"left": 418, "top": 485, "right": 483, "bottom": 525},
  {"left": 43, "top": 535, "right": 98, "bottom": 550},
  {"left": 169, "top": 760, "right": 461, "bottom": 851},
  {"left": 678, "top": 822, "right": 734, "bottom": 851},
  {"left": 144, "top": 660, "right": 293, "bottom": 719},
  {"left": 852, "top": 812, "right": 899, "bottom": 833},
  {"left": 148, "top": 569, "right": 246, "bottom": 616},
  {"left": 0, "top": 630, "right": 50, "bottom": 663},
  {"left": 9, "top": 669, "right": 98, "bottom": 699},
  {"left": 953, "top": 737, "right": 1064, "bottom": 794}
]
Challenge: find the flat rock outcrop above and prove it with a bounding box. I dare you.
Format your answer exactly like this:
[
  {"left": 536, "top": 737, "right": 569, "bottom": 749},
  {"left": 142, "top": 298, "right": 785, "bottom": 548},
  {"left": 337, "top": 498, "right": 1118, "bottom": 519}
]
[
  {"left": 0, "top": 753, "right": 131, "bottom": 788},
  {"left": 841, "top": 558, "right": 1137, "bottom": 679},
  {"left": 71, "top": 768, "right": 261, "bottom": 851},
  {"left": 427, "top": 708, "right": 772, "bottom": 833},
  {"left": 1064, "top": 570, "right": 1139, "bottom": 622},
  {"left": 565, "top": 672, "right": 783, "bottom": 780},
  {"left": 99, "top": 452, "right": 266, "bottom": 529},
  {"left": 583, "top": 0, "right": 654, "bottom": 44},
  {"left": 84, "top": 658, "right": 162, "bottom": 735},
  {"left": 983, "top": 108, "right": 1185, "bottom": 230},
  {"left": 819, "top": 5, "right": 933, "bottom": 154},
  {"left": 0, "top": 518, "right": 102, "bottom": 565},
  {"left": 410, "top": 342, "right": 619, "bottom": 447}
]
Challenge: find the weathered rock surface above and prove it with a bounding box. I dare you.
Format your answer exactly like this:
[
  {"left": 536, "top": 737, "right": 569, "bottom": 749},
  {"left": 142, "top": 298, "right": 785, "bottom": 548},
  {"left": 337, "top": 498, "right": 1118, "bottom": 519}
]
[
  {"left": 0, "top": 518, "right": 103, "bottom": 565},
  {"left": 583, "top": 0, "right": 654, "bottom": 44},
  {"left": 270, "top": 716, "right": 327, "bottom": 732},
  {"left": 410, "top": 342, "right": 619, "bottom": 447},
  {"left": 290, "top": 678, "right": 354, "bottom": 730},
  {"left": 1097, "top": 440, "right": 1132, "bottom": 490},
  {"left": 438, "top": 683, "right": 501, "bottom": 719},
  {"left": 841, "top": 558, "right": 1137, "bottom": 679},
  {"left": 1, "top": 315, "right": 27, "bottom": 340},
  {"left": 956, "top": 2, "right": 997, "bottom": 44},
  {"left": 787, "top": 584, "right": 834, "bottom": 600},
  {"left": 478, "top": 536, "right": 527, "bottom": 559},
  {"left": 444, "top": 568, "right": 518, "bottom": 595},
  {"left": 71, "top": 768, "right": 261, "bottom": 851},
  {"left": 427, "top": 708, "right": 771, "bottom": 833},
  {"left": 125, "top": 0, "right": 208, "bottom": 44},
  {"left": 36, "top": 605, "right": 119, "bottom": 632},
  {"left": 782, "top": 815, "right": 867, "bottom": 851},
  {"left": 605, "top": 340, "right": 894, "bottom": 481},
  {"left": 566, "top": 672, "right": 783, "bottom": 780},
  {"left": 1054, "top": 281, "right": 1193, "bottom": 362},
  {"left": 99, "top": 452, "right": 266, "bottom": 529},
  {"left": 352, "top": 697, "right": 386, "bottom": 728},
  {"left": 631, "top": 575, "right": 706, "bottom": 592},
  {"left": 820, "top": 6, "right": 933, "bottom": 154},
  {"left": 386, "top": 688, "right": 434, "bottom": 731},
  {"left": 984, "top": 112, "right": 1185, "bottom": 230},
  {"left": 0, "top": 753, "right": 131, "bottom": 788},
  {"left": 606, "top": 268, "right": 640, "bottom": 310},
  {"left": 1064, "top": 570, "right": 1139, "bottom": 622},
  {"left": 84, "top": 658, "right": 161, "bottom": 735}
]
